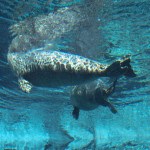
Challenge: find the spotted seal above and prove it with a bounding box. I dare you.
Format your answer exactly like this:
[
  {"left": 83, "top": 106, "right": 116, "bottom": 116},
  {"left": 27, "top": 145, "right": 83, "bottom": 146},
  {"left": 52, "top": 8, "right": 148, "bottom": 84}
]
[
  {"left": 7, "top": 49, "right": 136, "bottom": 92},
  {"left": 70, "top": 78, "right": 118, "bottom": 119}
]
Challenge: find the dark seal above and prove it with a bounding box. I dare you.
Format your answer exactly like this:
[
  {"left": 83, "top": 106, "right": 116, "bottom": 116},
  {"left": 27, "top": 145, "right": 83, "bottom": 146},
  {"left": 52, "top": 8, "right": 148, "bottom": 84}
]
[{"left": 70, "top": 78, "right": 118, "bottom": 119}]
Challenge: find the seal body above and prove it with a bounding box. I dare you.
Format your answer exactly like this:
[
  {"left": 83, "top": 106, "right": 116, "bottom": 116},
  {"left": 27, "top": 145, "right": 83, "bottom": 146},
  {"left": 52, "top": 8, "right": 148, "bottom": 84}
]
[
  {"left": 71, "top": 79, "right": 106, "bottom": 111},
  {"left": 7, "top": 50, "right": 106, "bottom": 87},
  {"left": 70, "top": 79, "right": 117, "bottom": 119},
  {"left": 7, "top": 49, "right": 136, "bottom": 92}
]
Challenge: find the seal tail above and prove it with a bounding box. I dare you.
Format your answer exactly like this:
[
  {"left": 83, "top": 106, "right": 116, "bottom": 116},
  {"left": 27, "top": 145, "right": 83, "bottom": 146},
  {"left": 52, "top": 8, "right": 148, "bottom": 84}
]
[
  {"left": 105, "top": 57, "right": 136, "bottom": 77},
  {"left": 120, "top": 57, "right": 136, "bottom": 77}
]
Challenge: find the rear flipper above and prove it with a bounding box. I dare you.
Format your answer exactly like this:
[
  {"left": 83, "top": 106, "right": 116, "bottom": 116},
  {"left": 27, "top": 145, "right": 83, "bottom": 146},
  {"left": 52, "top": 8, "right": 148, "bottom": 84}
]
[
  {"left": 105, "top": 58, "right": 136, "bottom": 77},
  {"left": 72, "top": 106, "right": 80, "bottom": 120},
  {"left": 120, "top": 58, "right": 136, "bottom": 77},
  {"left": 104, "top": 100, "right": 117, "bottom": 114}
]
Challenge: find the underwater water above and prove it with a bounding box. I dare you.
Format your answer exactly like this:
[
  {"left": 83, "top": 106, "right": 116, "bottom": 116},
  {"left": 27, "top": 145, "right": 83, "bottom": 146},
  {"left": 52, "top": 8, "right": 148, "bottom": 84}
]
[{"left": 0, "top": 0, "right": 150, "bottom": 149}]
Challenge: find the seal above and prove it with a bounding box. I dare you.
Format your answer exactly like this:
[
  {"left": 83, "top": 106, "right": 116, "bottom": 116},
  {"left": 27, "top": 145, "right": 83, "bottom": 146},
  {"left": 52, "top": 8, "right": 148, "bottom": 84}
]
[
  {"left": 7, "top": 50, "right": 136, "bottom": 92},
  {"left": 70, "top": 78, "right": 118, "bottom": 119}
]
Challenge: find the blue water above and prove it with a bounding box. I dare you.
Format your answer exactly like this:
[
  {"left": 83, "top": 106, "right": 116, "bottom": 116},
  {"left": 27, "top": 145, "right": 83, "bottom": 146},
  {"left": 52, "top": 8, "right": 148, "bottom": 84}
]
[{"left": 0, "top": 0, "right": 150, "bottom": 149}]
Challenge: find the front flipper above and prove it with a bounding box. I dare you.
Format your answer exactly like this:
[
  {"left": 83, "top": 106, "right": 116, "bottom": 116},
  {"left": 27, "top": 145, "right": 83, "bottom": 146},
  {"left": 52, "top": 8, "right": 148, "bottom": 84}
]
[
  {"left": 104, "top": 100, "right": 117, "bottom": 114},
  {"left": 18, "top": 78, "right": 32, "bottom": 93},
  {"left": 72, "top": 106, "right": 80, "bottom": 120},
  {"left": 106, "top": 78, "right": 117, "bottom": 96}
]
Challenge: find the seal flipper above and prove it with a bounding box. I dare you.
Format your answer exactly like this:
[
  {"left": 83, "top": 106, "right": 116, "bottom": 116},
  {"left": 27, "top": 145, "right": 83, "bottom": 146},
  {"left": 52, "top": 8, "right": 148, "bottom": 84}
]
[
  {"left": 105, "top": 58, "right": 136, "bottom": 77},
  {"left": 72, "top": 106, "right": 80, "bottom": 120},
  {"left": 104, "top": 100, "right": 117, "bottom": 114},
  {"left": 120, "top": 58, "right": 136, "bottom": 77},
  {"left": 18, "top": 78, "right": 32, "bottom": 93},
  {"left": 105, "top": 61, "right": 127, "bottom": 77},
  {"left": 108, "top": 102, "right": 117, "bottom": 114},
  {"left": 106, "top": 78, "right": 117, "bottom": 96}
]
